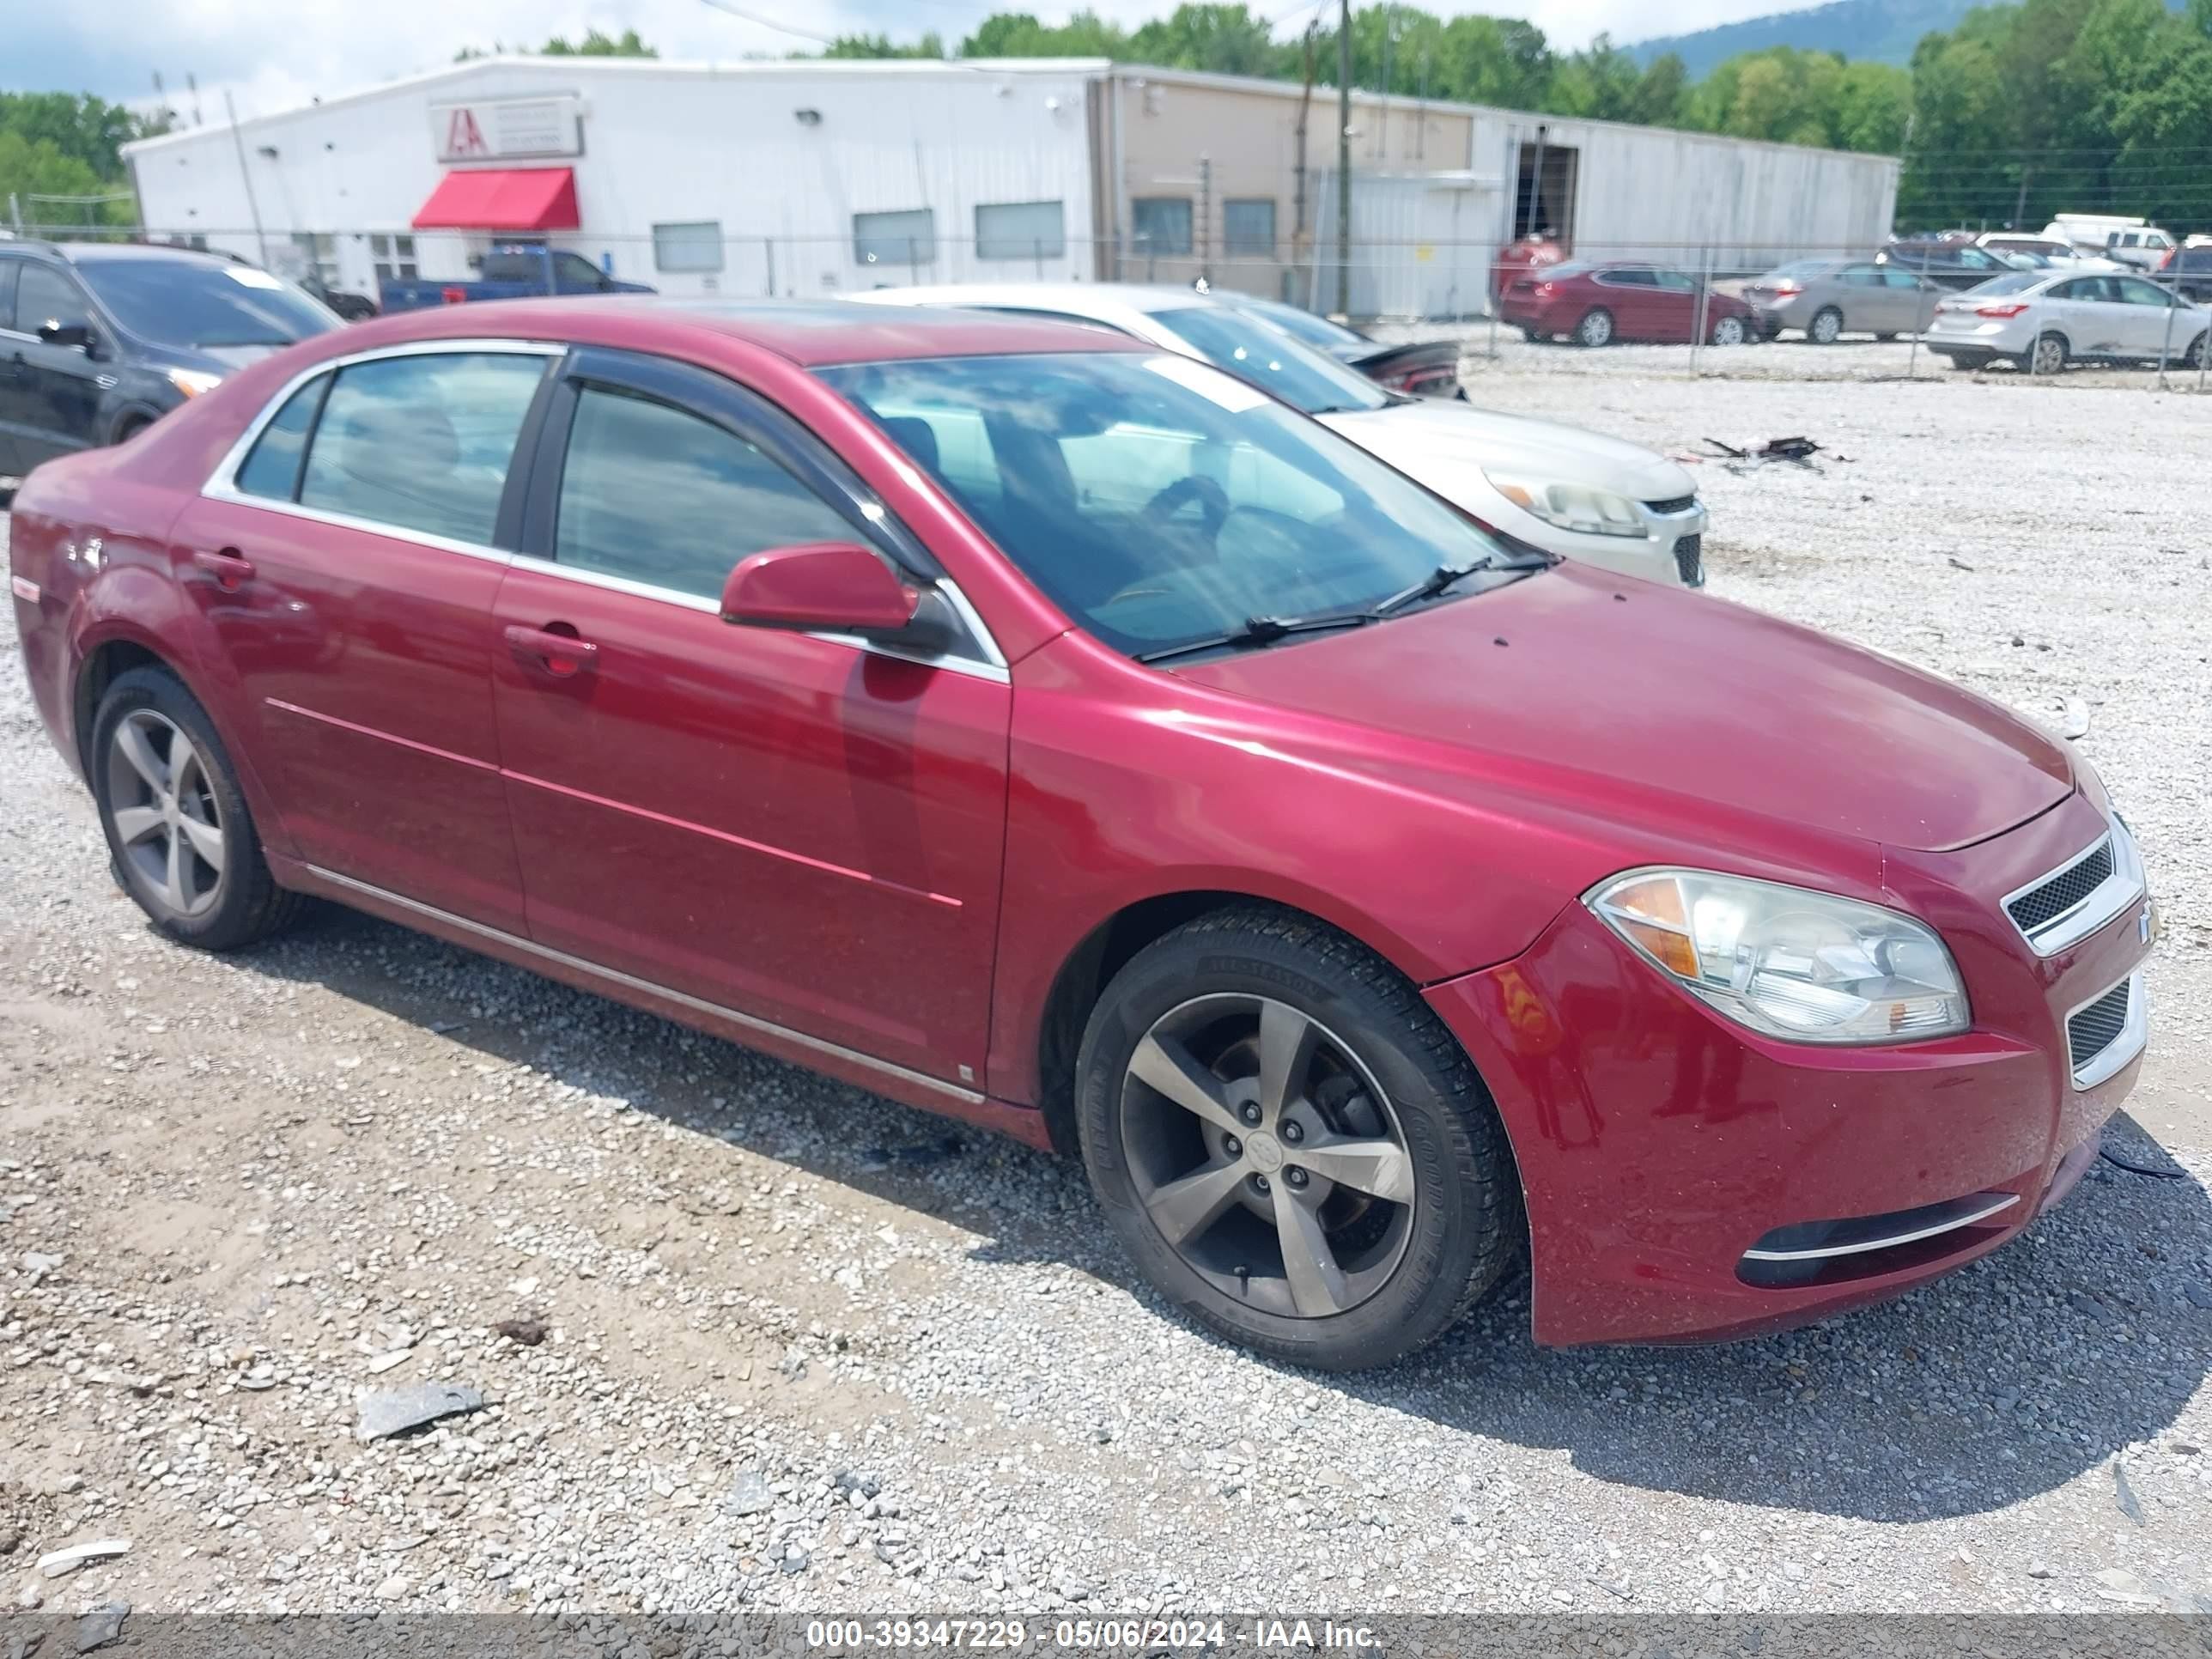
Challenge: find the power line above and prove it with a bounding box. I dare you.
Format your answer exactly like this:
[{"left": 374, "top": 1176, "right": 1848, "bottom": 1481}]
[{"left": 696, "top": 0, "right": 836, "bottom": 46}]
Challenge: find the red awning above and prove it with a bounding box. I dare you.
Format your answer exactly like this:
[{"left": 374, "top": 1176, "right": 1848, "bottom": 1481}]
[{"left": 411, "top": 167, "right": 579, "bottom": 232}]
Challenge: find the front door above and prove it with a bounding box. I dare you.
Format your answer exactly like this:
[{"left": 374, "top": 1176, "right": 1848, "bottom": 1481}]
[
  {"left": 173, "top": 343, "right": 556, "bottom": 933},
  {"left": 489, "top": 348, "right": 1011, "bottom": 1087},
  {"left": 8, "top": 262, "right": 106, "bottom": 470},
  {"left": 2114, "top": 275, "right": 2186, "bottom": 358}
]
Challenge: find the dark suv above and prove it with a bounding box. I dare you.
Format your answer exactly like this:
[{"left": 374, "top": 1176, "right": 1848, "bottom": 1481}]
[
  {"left": 2160, "top": 242, "right": 2212, "bottom": 304},
  {"left": 0, "top": 240, "right": 338, "bottom": 483},
  {"left": 1875, "top": 237, "right": 2014, "bottom": 291}
]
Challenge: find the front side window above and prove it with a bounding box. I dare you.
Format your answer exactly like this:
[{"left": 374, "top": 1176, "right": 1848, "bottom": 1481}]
[
  {"left": 820, "top": 351, "right": 1517, "bottom": 660},
  {"left": 2117, "top": 276, "right": 2174, "bottom": 307},
  {"left": 1600, "top": 267, "right": 1655, "bottom": 288},
  {"left": 554, "top": 252, "right": 606, "bottom": 288},
  {"left": 15, "top": 264, "right": 90, "bottom": 334},
  {"left": 1651, "top": 270, "right": 1696, "bottom": 293},
  {"left": 297, "top": 351, "right": 546, "bottom": 544},
  {"left": 235, "top": 375, "right": 330, "bottom": 501},
  {"left": 854, "top": 209, "right": 936, "bottom": 270},
  {"left": 553, "top": 386, "right": 857, "bottom": 601},
  {"left": 1131, "top": 198, "right": 1194, "bottom": 257},
  {"left": 975, "top": 201, "right": 1065, "bottom": 262},
  {"left": 1143, "top": 304, "right": 1389, "bottom": 416},
  {"left": 1223, "top": 199, "right": 1278, "bottom": 258}
]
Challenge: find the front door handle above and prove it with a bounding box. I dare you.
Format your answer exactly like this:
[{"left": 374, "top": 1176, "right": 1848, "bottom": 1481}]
[
  {"left": 504, "top": 623, "right": 597, "bottom": 678},
  {"left": 192, "top": 548, "right": 256, "bottom": 591}
]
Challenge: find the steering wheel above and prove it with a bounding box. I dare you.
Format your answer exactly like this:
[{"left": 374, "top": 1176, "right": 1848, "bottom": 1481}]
[{"left": 1139, "top": 476, "right": 1231, "bottom": 544}]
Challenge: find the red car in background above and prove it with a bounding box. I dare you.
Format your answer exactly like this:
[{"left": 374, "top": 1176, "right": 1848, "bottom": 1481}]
[
  {"left": 1503, "top": 261, "right": 1760, "bottom": 347},
  {"left": 8, "top": 299, "right": 2153, "bottom": 1370}
]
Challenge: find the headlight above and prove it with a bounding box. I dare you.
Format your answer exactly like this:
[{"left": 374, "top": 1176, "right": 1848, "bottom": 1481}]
[
  {"left": 167, "top": 369, "right": 223, "bottom": 398},
  {"left": 1587, "top": 869, "right": 1970, "bottom": 1043},
  {"left": 1485, "top": 473, "right": 1648, "bottom": 538}
]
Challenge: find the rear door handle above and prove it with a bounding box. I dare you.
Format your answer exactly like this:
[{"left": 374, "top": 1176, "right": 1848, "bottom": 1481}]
[
  {"left": 192, "top": 548, "right": 256, "bottom": 591},
  {"left": 504, "top": 623, "right": 597, "bottom": 678}
]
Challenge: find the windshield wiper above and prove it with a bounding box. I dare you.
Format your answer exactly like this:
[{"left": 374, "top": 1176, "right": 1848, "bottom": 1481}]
[
  {"left": 1367, "top": 560, "right": 1497, "bottom": 618},
  {"left": 1134, "top": 611, "right": 1371, "bottom": 665}
]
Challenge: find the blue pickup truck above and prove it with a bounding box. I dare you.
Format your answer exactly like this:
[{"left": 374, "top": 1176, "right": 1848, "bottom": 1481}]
[{"left": 379, "top": 245, "right": 655, "bottom": 313}]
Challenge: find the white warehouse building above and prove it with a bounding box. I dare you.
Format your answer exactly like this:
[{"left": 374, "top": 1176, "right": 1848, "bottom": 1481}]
[{"left": 120, "top": 55, "right": 1901, "bottom": 319}]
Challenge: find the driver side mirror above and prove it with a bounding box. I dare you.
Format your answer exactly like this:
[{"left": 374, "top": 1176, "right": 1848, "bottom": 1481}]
[
  {"left": 720, "top": 542, "right": 957, "bottom": 655},
  {"left": 37, "top": 319, "right": 96, "bottom": 354}
]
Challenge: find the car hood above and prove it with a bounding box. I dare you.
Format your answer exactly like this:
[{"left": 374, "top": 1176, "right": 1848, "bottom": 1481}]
[
  {"left": 1172, "top": 563, "right": 2074, "bottom": 854},
  {"left": 161, "top": 341, "right": 293, "bottom": 375},
  {"left": 1322, "top": 400, "right": 1695, "bottom": 504}
]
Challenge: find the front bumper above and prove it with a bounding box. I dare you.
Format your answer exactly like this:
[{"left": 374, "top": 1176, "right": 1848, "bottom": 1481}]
[
  {"left": 1493, "top": 498, "right": 1708, "bottom": 589},
  {"left": 1425, "top": 791, "right": 2151, "bottom": 1346}
]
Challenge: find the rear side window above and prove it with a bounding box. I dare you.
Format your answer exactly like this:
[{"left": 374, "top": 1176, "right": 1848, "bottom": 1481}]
[
  {"left": 234, "top": 375, "right": 330, "bottom": 501},
  {"left": 16, "top": 264, "right": 90, "bottom": 333},
  {"left": 298, "top": 352, "right": 546, "bottom": 544},
  {"left": 0, "top": 260, "right": 18, "bottom": 331},
  {"left": 553, "top": 386, "right": 858, "bottom": 601}
]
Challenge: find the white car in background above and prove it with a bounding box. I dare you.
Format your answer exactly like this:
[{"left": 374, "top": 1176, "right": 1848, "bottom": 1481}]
[
  {"left": 851, "top": 283, "right": 1711, "bottom": 589},
  {"left": 1926, "top": 269, "right": 2209, "bottom": 374}
]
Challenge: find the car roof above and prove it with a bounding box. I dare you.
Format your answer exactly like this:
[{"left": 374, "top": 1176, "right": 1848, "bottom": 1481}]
[
  {"left": 851, "top": 281, "right": 1216, "bottom": 322},
  {"left": 336, "top": 296, "right": 1152, "bottom": 368},
  {"left": 48, "top": 240, "right": 246, "bottom": 268}
]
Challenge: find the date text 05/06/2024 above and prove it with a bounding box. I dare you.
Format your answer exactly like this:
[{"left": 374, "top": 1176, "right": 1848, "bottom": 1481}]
[{"left": 802, "top": 1619, "right": 1382, "bottom": 1650}]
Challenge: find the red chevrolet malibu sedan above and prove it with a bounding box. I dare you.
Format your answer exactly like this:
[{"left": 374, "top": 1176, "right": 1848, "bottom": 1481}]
[
  {"left": 1501, "top": 261, "right": 1761, "bottom": 348},
  {"left": 8, "top": 300, "right": 2153, "bottom": 1369}
]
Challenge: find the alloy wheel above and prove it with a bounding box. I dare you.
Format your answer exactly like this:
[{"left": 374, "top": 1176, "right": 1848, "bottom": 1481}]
[
  {"left": 2032, "top": 335, "right": 2066, "bottom": 375},
  {"left": 105, "top": 709, "right": 226, "bottom": 920},
  {"left": 1118, "top": 994, "right": 1415, "bottom": 1320},
  {"left": 1810, "top": 308, "right": 1842, "bottom": 344},
  {"left": 1578, "top": 311, "right": 1613, "bottom": 347},
  {"left": 1713, "top": 315, "right": 1747, "bottom": 346}
]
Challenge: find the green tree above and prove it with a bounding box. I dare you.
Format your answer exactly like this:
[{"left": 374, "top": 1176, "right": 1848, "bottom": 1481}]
[
  {"left": 823, "top": 32, "right": 946, "bottom": 58},
  {"left": 543, "top": 27, "right": 657, "bottom": 57},
  {"left": 1128, "top": 4, "right": 1289, "bottom": 76},
  {"left": 960, "top": 10, "right": 1128, "bottom": 57}
]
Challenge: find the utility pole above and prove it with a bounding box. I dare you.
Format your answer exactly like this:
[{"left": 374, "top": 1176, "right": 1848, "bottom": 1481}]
[
  {"left": 2012, "top": 167, "right": 2032, "bottom": 230},
  {"left": 1336, "top": 0, "right": 1352, "bottom": 317},
  {"left": 222, "top": 89, "right": 270, "bottom": 267},
  {"left": 1292, "top": 25, "right": 1316, "bottom": 248}
]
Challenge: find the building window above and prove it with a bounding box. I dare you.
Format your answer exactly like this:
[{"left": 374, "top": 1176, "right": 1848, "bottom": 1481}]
[
  {"left": 1131, "top": 198, "right": 1194, "bottom": 257},
  {"left": 975, "top": 200, "right": 1066, "bottom": 261},
  {"left": 290, "top": 231, "right": 338, "bottom": 284},
  {"left": 1223, "top": 199, "right": 1277, "bottom": 258},
  {"left": 369, "top": 233, "right": 418, "bottom": 282},
  {"left": 652, "top": 222, "right": 725, "bottom": 275},
  {"left": 854, "top": 208, "right": 936, "bottom": 270}
]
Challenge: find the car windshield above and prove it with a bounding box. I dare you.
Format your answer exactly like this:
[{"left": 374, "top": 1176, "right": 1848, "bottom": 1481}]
[
  {"left": 817, "top": 350, "right": 1518, "bottom": 660},
  {"left": 76, "top": 258, "right": 338, "bottom": 349},
  {"left": 1141, "top": 305, "right": 1391, "bottom": 415},
  {"left": 1237, "top": 297, "right": 1370, "bottom": 355}
]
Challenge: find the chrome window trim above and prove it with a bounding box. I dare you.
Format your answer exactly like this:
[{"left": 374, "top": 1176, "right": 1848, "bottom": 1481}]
[
  {"left": 2067, "top": 969, "right": 2148, "bottom": 1091},
  {"left": 1740, "top": 1193, "right": 2018, "bottom": 1262},
  {"left": 301, "top": 864, "right": 987, "bottom": 1108},
  {"left": 2002, "top": 816, "right": 2146, "bottom": 957}
]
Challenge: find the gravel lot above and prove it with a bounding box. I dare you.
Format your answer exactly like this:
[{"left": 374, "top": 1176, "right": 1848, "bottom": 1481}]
[{"left": 3, "top": 360, "right": 2209, "bottom": 1630}]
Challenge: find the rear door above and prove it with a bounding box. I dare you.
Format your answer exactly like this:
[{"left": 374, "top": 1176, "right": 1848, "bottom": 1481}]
[
  {"left": 1833, "top": 264, "right": 1892, "bottom": 331},
  {"left": 175, "top": 341, "right": 556, "bottom": 932},
  {"left": 1880, "top": 268, "right": 1939, "bottom": 331},
  {"left": 8, "top": 262, "right": 106, "bottom": 469},
  {"left": 1594, "top": 267, "right": 1659, "bottom": 337},
  {"left": 488, "top": 347, "right": 1012, "bottom": 1087}
]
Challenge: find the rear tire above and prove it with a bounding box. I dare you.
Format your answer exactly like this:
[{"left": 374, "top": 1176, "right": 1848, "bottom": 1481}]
[
  {"left": 1074, "top": 906, "right": 1522, "bottom": 1371},
  {"left": 2021, "top": 332, "right": 2068, "bottom": 376},
  {"left": 2183, "top": 332, "right": 2207, "bottom": 370},
  {"left": 91, "top": 666, "right": 302, "bottom": 952},
  {"left": 1808, "top": 306, "right": 1844, "bottom": 345},
  {"left": 1574, "top": 308, "right": 1614, "bottom": 348}
]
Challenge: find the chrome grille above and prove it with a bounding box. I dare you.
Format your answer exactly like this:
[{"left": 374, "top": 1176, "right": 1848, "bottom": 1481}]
[
  {"left": 1674, "top": 534, "right": 1705, "bottom": 586},
  {"left": 2007, "top": 840, "right": 2114, "bottom": 933},
  {"left": 1644, "top": 494, "right": 1698, "bottom": 516},
  {"left": 2067, "top": 979, "right": 2131, "bottom": 1074}
]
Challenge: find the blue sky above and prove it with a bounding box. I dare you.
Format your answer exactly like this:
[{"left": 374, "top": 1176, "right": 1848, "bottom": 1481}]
[{"left": 7, "top": 0, "right": 1789, "bottom": 118}]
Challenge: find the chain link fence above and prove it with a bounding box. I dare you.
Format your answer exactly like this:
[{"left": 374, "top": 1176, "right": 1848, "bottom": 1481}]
[{"left": 11, "top": 220, "right": 2208, "bottom": 392}]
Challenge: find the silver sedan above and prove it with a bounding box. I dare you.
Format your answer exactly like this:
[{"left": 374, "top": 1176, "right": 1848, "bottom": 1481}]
[{"left": 1741, "top": 259, "right": 1942, "bottom": 343}]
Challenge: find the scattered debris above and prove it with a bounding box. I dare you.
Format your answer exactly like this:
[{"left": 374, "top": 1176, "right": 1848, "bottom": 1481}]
[
  {"left": 2115, "top": 1462, "right": 2146, "bottom": 1526},
  {"left": 722, "top": 1470, "right": 773, "bottom": 1517},
  {"left": 1946, "top": 555, "right": 1976, "bottom": 572},
  {"left": 2093, "top": 1567, "right": 2160, "bottom": 1605},
  {"left": 37, "top": 1540, "right": 131, "bottom": 1579},
  {"left": 492, "top": 1317, "right": 548, "bottom": 1347},
  {"left": 20, "top": 1251, "right": 62, "bottom": 1276},
  {"left": 366, "top": 1348, "right": 415, "bottom": 1376},
  {"left": 860, "top": 1134, "right": 963, "bottom": 1169},
  {"left": 72, "top": 1601, "right": 130, "bottom": 1653},
  {"left": 1702, "top": 434, "right": 1847, "bottom": 474},
  {"left": 356, "top": 1382, "right": 486, "bottom": 1442}
]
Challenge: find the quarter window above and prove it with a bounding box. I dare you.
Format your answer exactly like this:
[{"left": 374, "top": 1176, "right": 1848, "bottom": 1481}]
[
  {"left": 297, "top": 352, "right": 546, "bottom": 544},
  {"left": 553, "top": 386, "right": 859, "bottom": 602},
  {"left": 235, "top": 375, "right": 330, "bottom": 501}
]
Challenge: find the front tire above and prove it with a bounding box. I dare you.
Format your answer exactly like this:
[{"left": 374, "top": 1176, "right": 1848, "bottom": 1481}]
[
  {"left": 1074, "top": 907, "right": 1522, "bottom": 1370},
  {"left": 1574, "top": 308, "right": 1614, "bottom": 348},
  {"left": 1710, "top": 313, "right": 1748, "bottom": 346},
  {"left": 91, "top": 665, "right": 301, "bottom": 951}
]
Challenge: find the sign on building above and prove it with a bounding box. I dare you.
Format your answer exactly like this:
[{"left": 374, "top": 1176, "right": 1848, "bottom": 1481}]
[{"left": 429, "top": 95, "right": 584, "bottom": 163}]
